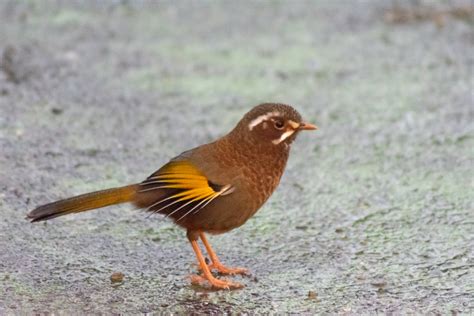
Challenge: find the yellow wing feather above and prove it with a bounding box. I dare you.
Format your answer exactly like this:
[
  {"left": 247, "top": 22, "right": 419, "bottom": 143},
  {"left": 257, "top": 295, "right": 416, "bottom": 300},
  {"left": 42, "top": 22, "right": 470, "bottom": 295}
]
[{"left": 140, "top": 161, "right": 226, "bottom": 206}]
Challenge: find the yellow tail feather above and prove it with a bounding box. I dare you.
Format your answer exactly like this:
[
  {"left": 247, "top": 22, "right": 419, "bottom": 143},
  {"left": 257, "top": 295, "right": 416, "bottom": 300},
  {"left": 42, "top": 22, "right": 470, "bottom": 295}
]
[{"left": 27, "top": 184, "right": 138, "bottom": 222}]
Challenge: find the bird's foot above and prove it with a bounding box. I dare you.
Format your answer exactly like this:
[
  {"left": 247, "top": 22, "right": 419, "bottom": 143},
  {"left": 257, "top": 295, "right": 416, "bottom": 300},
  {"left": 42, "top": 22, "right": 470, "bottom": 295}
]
[
  {"left": 189, "top": 274, "right": 244, "bottom": 290},
  {"left": 208, "top": 263, "right": 249, "bottom": 276}
]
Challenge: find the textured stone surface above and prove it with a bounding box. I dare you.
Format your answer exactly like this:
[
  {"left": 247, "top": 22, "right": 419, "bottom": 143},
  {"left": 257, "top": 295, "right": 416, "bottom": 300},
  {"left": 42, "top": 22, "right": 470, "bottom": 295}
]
[{"left": 0, "top": 1, "right": 473, "bottom": 314}]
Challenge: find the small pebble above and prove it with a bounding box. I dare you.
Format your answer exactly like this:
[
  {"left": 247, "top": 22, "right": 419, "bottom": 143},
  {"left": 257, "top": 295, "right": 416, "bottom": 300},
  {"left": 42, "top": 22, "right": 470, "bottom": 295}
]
[
  {"left": 51, "top": 107, "right": 63, "bottom": 115},
  {"left": 110, "top": 272, "right": 124, "bottom": 283},
  {"left": 307, "top": 290, "right": 317, "bottom": 299}
]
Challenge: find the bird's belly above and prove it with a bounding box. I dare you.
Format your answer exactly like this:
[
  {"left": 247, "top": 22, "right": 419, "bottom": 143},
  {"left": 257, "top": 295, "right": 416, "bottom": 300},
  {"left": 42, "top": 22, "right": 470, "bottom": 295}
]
[
  {"left": 176, "top": 177, "right": 276, "bottom": 234},
  {"left": 169, "top": 156, "right": 285, "bottom": 233},
  {"left": 176, "top": 191, "right": 260, "bottom": 234}
]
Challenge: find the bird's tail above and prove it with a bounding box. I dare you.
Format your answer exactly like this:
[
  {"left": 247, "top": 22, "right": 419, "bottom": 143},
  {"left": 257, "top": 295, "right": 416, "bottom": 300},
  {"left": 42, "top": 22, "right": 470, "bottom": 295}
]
[{"left": 27, "top": 184, "right": 139, "bottom": 222}]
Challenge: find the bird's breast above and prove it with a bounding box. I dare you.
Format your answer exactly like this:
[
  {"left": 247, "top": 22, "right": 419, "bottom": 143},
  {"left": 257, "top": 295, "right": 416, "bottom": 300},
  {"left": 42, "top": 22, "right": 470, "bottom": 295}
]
[{"left": 174, "top": 138, "right": 290, "bottom": 233}]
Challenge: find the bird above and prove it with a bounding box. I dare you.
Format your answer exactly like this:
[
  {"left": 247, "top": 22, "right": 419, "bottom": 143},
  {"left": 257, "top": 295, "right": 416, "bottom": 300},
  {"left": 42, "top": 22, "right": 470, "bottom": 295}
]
[{"left": 27, "top": 103, "right": 317, "bottom": 289}]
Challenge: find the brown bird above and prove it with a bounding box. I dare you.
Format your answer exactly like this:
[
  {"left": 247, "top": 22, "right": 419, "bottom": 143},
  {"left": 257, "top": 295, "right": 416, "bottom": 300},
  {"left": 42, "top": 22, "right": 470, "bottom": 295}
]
[{"left": 27, "top": 103, "right": 317, "bottom": 289}]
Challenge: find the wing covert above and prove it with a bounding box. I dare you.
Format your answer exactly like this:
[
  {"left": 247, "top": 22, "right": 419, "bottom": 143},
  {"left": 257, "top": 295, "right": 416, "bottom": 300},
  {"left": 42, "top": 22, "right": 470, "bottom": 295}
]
[{"left": 138, "top": 160, "right": 233, "bottom": 221}]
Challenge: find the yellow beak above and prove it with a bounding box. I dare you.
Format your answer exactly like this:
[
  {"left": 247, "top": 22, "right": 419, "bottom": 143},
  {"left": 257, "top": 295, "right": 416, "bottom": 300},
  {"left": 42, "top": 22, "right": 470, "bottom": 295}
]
[{"left": 298, "top": 122, "right": 318, "bottom": 131}]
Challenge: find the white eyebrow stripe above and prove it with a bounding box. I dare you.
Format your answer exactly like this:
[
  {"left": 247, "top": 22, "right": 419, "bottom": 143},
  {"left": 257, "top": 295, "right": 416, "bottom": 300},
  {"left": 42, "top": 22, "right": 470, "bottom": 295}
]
[
  {"left": 248, "top": 111, "right": 281, "bottom": 130},
  {"left": 272, "top": 129, "right": 295, "bottom": 144}
]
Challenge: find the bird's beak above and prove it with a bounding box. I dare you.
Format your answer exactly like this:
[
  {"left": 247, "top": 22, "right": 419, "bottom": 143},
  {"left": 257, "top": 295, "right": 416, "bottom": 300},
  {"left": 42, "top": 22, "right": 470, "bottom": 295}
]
[{"left": 298, "top": 122, "right": 318, "bottom": 131}]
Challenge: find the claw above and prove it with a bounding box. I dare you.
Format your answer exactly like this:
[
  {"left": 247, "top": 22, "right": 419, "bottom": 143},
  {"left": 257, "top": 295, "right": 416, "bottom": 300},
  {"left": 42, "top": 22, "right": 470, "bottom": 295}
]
[
  {"left": 189, "top": 274, "right": 243, "bottom": 290},
  {"left": 204, "top": 263, "right": 249, "bottom": 276}
]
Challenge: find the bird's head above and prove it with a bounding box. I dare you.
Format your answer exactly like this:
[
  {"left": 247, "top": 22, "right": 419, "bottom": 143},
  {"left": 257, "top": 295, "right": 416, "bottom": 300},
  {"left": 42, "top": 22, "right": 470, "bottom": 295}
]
[{"left": 233, "top": 103, "right": 317, "bottom": 148}]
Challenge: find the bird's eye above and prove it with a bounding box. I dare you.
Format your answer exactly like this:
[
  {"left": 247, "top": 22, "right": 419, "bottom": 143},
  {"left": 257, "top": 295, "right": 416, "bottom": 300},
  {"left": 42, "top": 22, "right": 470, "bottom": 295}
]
[{"left": 274, "top": 120, "right": 285, "bottom": 129}]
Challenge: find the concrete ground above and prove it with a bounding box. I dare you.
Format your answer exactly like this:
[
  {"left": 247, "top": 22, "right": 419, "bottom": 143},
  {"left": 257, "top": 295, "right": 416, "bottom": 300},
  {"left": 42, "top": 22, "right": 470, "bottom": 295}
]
[{"left": 0, "top": 1, "right": 473, "bottom": 314}]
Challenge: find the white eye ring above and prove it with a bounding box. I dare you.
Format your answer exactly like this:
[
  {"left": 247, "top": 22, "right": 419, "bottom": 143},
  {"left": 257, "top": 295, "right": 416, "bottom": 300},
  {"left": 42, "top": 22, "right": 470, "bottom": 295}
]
[{"left": 274, "top": 120, "right": 285, "bottom": 129}]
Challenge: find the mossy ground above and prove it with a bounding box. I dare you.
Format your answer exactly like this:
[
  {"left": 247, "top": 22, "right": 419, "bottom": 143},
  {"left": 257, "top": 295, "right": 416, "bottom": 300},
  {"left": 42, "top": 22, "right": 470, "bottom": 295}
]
[{"left": 0, "top": 1, "right": 472, "bottom": 314}]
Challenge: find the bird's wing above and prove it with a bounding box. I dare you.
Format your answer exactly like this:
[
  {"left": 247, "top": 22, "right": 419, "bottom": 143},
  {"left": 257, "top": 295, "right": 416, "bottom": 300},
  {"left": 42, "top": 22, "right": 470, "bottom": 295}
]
[{"left": 137, "top": 160, "right": 234, "bottom": 221}]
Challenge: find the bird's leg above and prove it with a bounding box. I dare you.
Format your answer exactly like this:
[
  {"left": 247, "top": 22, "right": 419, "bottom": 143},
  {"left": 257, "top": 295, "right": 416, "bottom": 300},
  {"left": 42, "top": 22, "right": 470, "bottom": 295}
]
[
  {"left": 187, "top": 230, "right": 243, "bottom": 289},
  {"left": 199, "top": 232, "right": 249, "bottom": 275}
]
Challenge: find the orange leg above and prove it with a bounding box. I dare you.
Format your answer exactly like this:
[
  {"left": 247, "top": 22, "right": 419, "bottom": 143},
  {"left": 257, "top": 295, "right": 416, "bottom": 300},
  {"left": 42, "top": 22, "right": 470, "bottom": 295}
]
[
  {"left": 200, "top": 232, "right": 249, "bottom": 275},
  {"left": 188, "top": 231, "right": 243, "bottom": 289}
]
